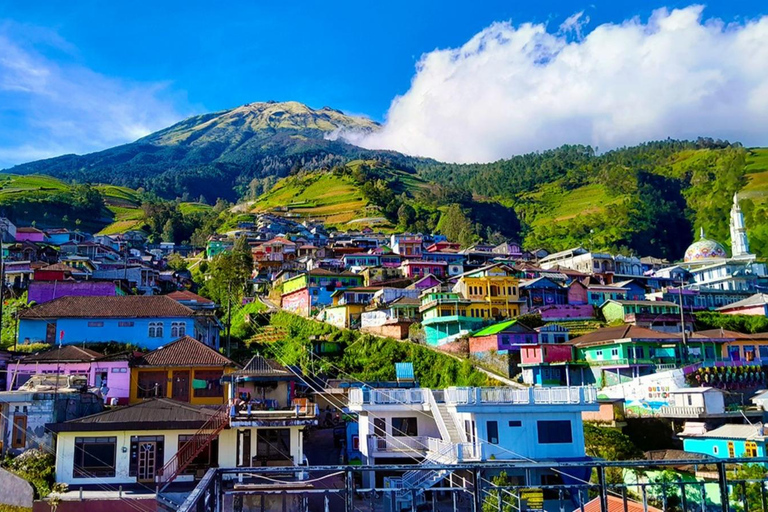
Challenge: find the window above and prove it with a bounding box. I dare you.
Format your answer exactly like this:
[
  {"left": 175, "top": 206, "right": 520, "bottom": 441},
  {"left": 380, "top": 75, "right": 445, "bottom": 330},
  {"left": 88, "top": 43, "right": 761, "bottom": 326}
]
[
  {"left": 537, "top": 420, "right": 573, "bottom": 444},
  {"left": 193, "top": 370, "right": 224, "bottom": 398},
  {"left": 88, "top": 321, "right": 104, "bottom": 327},
  {"left": 74, "top": 437, "right": 117, "bottom": 478},
  {"left": 713, "top": 446, "right": 719, "bottom": 455},
  {"left": 728, "top": 441, "right": 735, "bottom": 458},
  {"left": 137, "top": 371, "right": 167, "bottom": 399},
  {"left": 392, "top": 417, "right": 418, "bottom": 437},
  {"left": 118, "top": 321, "right": 134, "bottom": 327},
  {"left": 487, "top": 421, "right": 499, "bottom": 444},
  {"left": 508, "top": 420, "right": 522, "bottom": 427},
  {"left": 256, "top": 429, "right": 291, "bottom": 462},
  {"left": 148, "top": 322, "right": 164, "bottom": 338},
  {"left": 745, "top": 442, "right": 758, "bottom": 458},
  {"left": 111, "top": 367, "right": 128, "bottom": 373},
  {"left": 171, "top": 322, "right": 186, "bottom": 338},
  {"left": 610, "top": 348, "right": 619, "bottom": 358},
  {"left": 687, "top": 395, "right": 693, "bottom": 406},
  {"left": 11, "top": 414, "right": 26, "bottom": 448}
]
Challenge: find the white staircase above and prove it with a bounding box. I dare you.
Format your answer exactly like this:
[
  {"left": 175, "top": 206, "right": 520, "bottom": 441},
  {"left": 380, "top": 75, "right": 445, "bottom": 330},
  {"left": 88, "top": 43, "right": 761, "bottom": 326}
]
[{"left": 428, "top": 389, "right": 466, "bottom": 444}]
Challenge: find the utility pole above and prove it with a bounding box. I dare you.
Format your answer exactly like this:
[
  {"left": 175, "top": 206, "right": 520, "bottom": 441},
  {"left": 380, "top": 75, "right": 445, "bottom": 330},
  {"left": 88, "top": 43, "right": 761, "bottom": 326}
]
[
  {"left": 0, "top": 218, "right": 7, "bottom": 347},
  {"left": 226, "top": 279, "right": 232, "bottom": 357}
]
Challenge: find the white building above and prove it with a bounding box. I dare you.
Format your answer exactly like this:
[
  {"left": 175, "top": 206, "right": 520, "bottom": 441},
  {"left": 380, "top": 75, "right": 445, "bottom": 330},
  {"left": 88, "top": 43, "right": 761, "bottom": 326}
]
[
  {"left": 539, "top": 248, "right": 643, "bottom": 278},
  {"left": 348, "top": 385, "right": 598, "bottom": 506}
]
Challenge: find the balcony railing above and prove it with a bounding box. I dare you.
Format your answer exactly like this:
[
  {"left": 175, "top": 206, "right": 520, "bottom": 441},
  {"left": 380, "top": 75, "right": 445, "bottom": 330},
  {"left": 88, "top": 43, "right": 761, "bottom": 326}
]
[
  {"left": 658, "top": 405, "right": 706, "bottom": 418},
  {"left": 368, "top": 436, "right": 430, "bottom": 455},
  {"left": 230, "top": 400, "right": 319, "bottom": 420},
  {"left": 350, "top": 386, "right": 598, "bottom": 406}
]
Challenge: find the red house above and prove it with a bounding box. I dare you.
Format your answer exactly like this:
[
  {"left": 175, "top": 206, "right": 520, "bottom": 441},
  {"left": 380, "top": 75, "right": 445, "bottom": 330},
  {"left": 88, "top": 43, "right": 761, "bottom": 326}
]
[{"left": 400, "top": 260, "right": 447, "bottom": 278}]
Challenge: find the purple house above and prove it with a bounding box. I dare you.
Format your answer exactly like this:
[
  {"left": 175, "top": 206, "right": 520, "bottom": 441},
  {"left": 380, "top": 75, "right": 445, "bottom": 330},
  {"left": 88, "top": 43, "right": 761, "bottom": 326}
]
[
  {"left": 28, "top": 281, "right": 119, "bottom": 304},
  {"left": 408, "top": 273, "right": 442, "bottom": 291},
  {"left": 14, "top": 227, "right": 46, "bottom": 243},
  {"left": 7, "top": 345, "right": 132, "bottom": 404}
]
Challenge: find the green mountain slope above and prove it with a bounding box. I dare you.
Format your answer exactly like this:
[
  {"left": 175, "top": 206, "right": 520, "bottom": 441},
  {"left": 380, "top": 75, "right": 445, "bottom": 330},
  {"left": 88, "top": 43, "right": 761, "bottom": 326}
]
[{"left": 3, "top": 101, "right": 383, "bottom": 202}]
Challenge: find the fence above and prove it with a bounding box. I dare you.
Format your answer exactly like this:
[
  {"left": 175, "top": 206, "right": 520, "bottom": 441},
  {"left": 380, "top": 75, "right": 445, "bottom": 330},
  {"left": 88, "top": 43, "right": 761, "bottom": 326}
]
[{"left": 172, "top": 457, "right": 768, "bottom": 512}]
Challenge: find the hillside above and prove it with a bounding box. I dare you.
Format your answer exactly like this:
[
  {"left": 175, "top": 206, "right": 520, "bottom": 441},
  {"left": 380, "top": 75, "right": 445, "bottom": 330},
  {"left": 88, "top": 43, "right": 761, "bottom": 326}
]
[
  {"left": 4, "top": 99, "right": 768, "bottom": 259},
  {"left": 3, "top": 102, "right": 385, "bottom": 202}
]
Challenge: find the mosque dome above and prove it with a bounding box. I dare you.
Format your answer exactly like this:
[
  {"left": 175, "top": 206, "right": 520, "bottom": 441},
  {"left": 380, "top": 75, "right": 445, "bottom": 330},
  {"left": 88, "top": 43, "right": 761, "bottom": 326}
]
[{"left": 684, "top": 228, "right": 728, "bottom": 262}]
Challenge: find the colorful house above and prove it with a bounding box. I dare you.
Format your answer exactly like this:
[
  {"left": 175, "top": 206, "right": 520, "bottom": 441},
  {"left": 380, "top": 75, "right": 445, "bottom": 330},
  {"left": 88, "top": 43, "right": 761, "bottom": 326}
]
[
  {"left": 520, "top": 277, "right": 568, "bottom": 310},
  {"left": 601, "top": 300, "right": 690, "bottom": 333},
  {"left": 716, "top": 293, "right": 768, "bottom": 316},
  {"left": 519, "top": 343, "right": 577, "bottom": 386},
  {"left": 280, "top": 269, "right": 364, "bottom": 317},
  {"left": 341, "top": 253, "right": 380, "bottom": 269},
  {"left": 696, "top": 329, "right": 768, "bottom": 362},
  {"left": 452, "top": 264, "right": 524, "bottom": 319},
  {"left": 17, "top": 295, "right": 218, "bottom": 350},
  {"left": 6, "top": 346, "right": 132, "bottom": 404},
  {"left": 129, "top": 336, "right": 237, "bottom": 405},
  {"left": 400, "top": 260, "right": 448, "bottom": 278},
  {"left": 468, "top": 320, "right": 539, "bottom": 354},
  {"left": 14, "top": 227, "right": 46, "bottom": 243},
  {"left": 390, "top": 234, "right": 423, "bottom": 257},
  {"left": 319, "top": 287, "right": 379, "bottom": 329},
  {"left": 420, "top": 291, "right": 483, "bottom": 346},
  {"left": 682, "top": 423, "right": 767, "bottom": 461},
  {"left": 586, "top": 284, "right": 628, "bottom": 305}
]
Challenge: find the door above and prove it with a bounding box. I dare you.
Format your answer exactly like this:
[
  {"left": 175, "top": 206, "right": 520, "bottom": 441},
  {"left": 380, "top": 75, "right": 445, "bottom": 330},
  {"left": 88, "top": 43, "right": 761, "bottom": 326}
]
[
  {"left": 172, "top": 371, "right": 190, "bottom": 402},
  {"left": 46, "top": 322, "right": 57, "bottom": 344},
  {"left": 374, "top": 418, "right": 386, "bottom": 450},
  {"left": 728, "top": 441, "right": 735, "bottom": 458},
  {"left": 137, "top": 441, "right": 157, "bottom": 483},
  {"left": 237, "top": 429, "right": 251, "bottom": 467}
]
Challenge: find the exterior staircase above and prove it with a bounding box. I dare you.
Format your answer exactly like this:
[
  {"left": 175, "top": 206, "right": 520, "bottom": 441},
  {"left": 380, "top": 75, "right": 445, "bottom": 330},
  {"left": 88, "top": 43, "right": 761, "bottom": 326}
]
[
  {"left": 428, "top": 389, "right": 466, "bottom": 444},
  {"left": 156, "top": 404, "right": 229, "bottom": 493}
]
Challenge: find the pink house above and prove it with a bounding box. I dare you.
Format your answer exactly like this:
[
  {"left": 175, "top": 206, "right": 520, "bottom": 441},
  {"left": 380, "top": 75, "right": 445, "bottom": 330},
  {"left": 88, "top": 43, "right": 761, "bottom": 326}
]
[
  {"left": 401, "top": 260, "right": 447, "bottom": 278},
  {"left": 567, "top": 280, "right": 589, "bottom": 305},
  {"left": 7, "top": 345, "right": 133, "bottom": 404},
  {"left": 14, "top": 227, "right": 46, "bottom": 243},
  {"left": 520, "top": 343, "right": 574, "bottom": 365}
]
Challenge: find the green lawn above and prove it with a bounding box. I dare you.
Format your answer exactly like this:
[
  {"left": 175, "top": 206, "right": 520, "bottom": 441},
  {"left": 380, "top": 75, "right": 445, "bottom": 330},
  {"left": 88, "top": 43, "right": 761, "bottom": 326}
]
[
  {"left": 179, "top": 202, "right": 213, "bottom": 215},
  {"left": 526, "top": 182, "right": 620, "bottom": 226}
]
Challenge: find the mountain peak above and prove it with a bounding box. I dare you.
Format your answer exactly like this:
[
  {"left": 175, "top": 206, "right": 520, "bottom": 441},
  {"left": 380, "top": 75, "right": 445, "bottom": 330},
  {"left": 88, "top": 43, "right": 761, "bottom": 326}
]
[{"left": 142, "top": 100, "right": 378, "bottom": 147}]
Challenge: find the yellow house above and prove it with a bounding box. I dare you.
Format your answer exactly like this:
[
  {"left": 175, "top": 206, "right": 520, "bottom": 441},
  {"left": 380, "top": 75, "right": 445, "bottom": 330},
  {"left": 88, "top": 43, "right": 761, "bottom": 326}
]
[
  {"left": 452, "top": 264, "right": 523, "bottom": 319},
  {"left": 129, "top": 336, "right": 237, "bottom": 405}
]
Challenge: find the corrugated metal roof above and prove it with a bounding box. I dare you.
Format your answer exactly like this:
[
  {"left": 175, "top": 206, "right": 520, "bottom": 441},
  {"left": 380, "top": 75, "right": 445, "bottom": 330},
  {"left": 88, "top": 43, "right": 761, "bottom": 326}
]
[
  {"left": 692, "top": 423, "right": 766, "bottom": 440},
  {"left": 395, "top": 362, "right": 415, "bottom": 382}
]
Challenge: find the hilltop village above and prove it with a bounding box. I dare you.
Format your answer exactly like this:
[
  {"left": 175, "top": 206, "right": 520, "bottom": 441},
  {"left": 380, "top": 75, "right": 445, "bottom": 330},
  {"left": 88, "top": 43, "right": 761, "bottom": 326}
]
[{"left": 1, "top": 192, "right": 768, "bottom": 511}]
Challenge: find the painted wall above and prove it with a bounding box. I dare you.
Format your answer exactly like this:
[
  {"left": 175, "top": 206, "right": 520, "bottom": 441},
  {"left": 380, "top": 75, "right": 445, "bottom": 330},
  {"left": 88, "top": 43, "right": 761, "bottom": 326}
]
[
  {"left": 684, "top": 437, "right": 766, "bottom": 460},
  {"left": 54, "top": 426, "right": 305, "bottom": 485},
  {"left": 281, "top": 288, "right": 310, "bottom": 317},
  {"left": 7, "top": 361, "right": 131, "bottom": 404},
  {"left": 129, "top": 366, "right": 233, "bottom": 405},
  {"left": 18, "top": 317, "right": 195, "bottom": 350},
  {"left": 28, "top": 281, "right": 118, "bottom": 304}
]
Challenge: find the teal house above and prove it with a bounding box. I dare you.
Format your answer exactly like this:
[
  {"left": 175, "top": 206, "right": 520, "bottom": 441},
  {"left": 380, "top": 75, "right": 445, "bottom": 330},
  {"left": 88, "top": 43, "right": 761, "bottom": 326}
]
[
  {"left": 682, "top": 424, "right": 767, "bottom": 462},
  {"left": 420, "top": 291, "right": 483, "bottom": 346},
  {"left": 601, "top": 299, "right": 690, "bottom": 333}
]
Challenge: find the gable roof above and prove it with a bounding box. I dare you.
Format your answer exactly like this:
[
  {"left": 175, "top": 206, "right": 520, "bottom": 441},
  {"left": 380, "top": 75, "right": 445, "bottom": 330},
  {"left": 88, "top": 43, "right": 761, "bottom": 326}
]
[
  {"left": 471, "top": 319, "right": 536, "bottom": 337},
  {"left": 568, "top": 325, "right": 680, "bottom": 347},
  {"left": 18, "top": 345, "right": 104, "bottom": 363},
  {"left": 19, "top": 295, "right": 194, "bottom": 319},
  {"left": 716, "top": 293, "right": 768, "bottom": 311},
  {"left": 48, "top": 398, "right": 218, "bottom": 432},
  {"left": 228, "top": 355, "right": 292, "bottom": 378},
  {"left": 39, "top": 263, "right": 77, "bottom": 273},
  {"left": 694, "top": 328, "right": 759, "bottom": 340},
  {"left": 135, "top": 336, "right": 236, "bottom": 367},
  {"left": 683, "top": 423, "right": 766, "bottom": 440}
]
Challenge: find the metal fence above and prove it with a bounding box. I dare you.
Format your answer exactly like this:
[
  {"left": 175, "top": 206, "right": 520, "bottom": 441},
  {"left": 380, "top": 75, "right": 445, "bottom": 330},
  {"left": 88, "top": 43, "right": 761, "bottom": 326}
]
[{"left": 172, "top": 457, "right": 768, "bottom": 512}]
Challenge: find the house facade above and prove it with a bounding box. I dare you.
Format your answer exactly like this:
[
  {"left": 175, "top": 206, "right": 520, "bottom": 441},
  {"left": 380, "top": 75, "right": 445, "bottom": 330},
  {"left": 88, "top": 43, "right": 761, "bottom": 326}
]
[{"left": 17, "top": 296, "right": 214, "bottom": 350}]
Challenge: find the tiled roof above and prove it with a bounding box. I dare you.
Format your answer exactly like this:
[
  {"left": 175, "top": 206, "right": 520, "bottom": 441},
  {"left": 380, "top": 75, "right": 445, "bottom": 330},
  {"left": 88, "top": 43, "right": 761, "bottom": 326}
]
[
  {"left": 167, "top": 290, "right": 213, "bottom": 304},
  {"left": 568, "top": 325, "right": 679, "bottom": 347},
  {"left": 135, "top": 336, "right": 236, "bottom": 367},
  {"left": 230, "top": 355, "right": 290, "bottom": 377},
  {"left": 39, "top": 263, "right": 77, "bottom": 273},
  {"left": 19, "top": 345, "right": 104, "bottom": 363},
  {"left": 49, "top": 398, "right": 218, "bottom": 432},
  {"left": 574, "top": 496, "right": 662, "bottom": 512},
  {"left": 19, "top": 295, "right": 194, "bottom": 319}
]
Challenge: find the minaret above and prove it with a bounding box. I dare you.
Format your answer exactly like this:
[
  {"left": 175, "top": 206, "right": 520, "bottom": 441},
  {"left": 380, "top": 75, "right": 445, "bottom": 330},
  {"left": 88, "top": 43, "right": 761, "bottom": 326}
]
[{"left": 730, "top": 193, "right": 751, "bottom": 257}]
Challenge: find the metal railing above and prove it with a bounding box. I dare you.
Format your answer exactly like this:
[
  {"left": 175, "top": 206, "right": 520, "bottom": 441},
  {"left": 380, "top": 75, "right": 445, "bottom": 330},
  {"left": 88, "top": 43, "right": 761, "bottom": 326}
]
[
  {"left": 156, "top": 404, "right": 229, "bottom": 492},
  {"left": 368, "top": 436, "right": 430, "bottom": 454},
  {"left": 658, "top": 405, "right": 706, "bottom": 417},
  {"left": 173, "top": 457, "right": 768, "bottom": 512},
  {"left": 350, "top": 386, "right": 598, "bottom": 406}
]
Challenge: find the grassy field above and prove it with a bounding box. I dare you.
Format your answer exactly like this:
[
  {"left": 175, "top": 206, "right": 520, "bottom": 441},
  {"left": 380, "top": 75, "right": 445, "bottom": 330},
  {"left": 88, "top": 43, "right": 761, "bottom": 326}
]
[
  {"left": 179, "top": 202, "right": 213, "bottom": 215},
  {"left": 525, "top": 181, "right": 620, "bottom": 226},
  {"left": 741, "top": 148, "right": 768, "bottom": 205},
  {"left": 252, "top": 172, "right": 368, "bottom": 225}
]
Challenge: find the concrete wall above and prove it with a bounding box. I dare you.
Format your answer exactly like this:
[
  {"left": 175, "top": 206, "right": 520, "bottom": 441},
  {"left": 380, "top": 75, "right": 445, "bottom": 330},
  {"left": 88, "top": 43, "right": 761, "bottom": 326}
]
[
  {"left": 28, "top": 281, "right": 117, "bottom": 304},
  {"left": 18, "top": 317, "right": 195, "bottom": 350},
  {"left": 0, "top": 467, "right": 33, "bottom": 509},
  {"left": 7, "top": 361, "right": 131, "bottom": 404},
  {"left": 361, "top": 323, "right": 412, "bottom": 340}
]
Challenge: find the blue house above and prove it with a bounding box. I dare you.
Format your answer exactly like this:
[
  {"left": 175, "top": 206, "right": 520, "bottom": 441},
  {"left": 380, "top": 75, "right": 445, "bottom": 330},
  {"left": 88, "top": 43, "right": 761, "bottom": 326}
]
[
  {"left": 342, "top": 253, "right": 380, "bottom": 269},
  {"left": 682, "top": 424, "right": 767, "bottom": 462},
  {"left": 18, "top": 295, "right": 220, "bottom": 350}
]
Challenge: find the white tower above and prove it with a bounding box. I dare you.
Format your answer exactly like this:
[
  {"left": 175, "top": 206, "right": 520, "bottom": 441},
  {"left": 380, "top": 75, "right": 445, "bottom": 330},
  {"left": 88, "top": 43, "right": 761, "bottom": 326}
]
[{"left": 730, "top": 193, "right": 751, "bottom": 257}]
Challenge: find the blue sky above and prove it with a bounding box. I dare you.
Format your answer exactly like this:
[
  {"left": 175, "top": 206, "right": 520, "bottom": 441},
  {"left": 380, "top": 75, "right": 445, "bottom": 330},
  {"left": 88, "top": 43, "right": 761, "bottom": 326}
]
[{"left": 1, "top": 1, "right": 767, "bottom": 166}]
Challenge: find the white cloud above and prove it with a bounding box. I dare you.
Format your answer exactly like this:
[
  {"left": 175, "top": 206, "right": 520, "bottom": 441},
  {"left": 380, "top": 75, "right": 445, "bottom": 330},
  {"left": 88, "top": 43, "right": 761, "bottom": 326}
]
[
  {"left": 357, "top": 6, "right": 768, "bottom": 163},
  {"left": 0, "top": 26, "right": 186, "bottom": 168}
]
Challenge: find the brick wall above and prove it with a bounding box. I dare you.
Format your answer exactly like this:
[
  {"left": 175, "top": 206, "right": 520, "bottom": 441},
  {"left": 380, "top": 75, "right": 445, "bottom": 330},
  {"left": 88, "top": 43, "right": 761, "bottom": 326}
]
[{"left": 361, "top": 323, "right": 411, "bottom": 340}]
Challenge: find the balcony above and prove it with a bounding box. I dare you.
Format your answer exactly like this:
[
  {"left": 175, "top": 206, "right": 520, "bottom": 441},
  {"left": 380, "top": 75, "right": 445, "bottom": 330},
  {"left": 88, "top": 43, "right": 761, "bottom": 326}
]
[
  {"left": 349, "top": 386, "right": 598, "bottom": 407},
  {"left": 229, "top": 400, "right": 319, "bottom": 427},
  {"left": 658, "top": 405, "right": 706, "bottom": 418},
  {"left": 367, "top": 436, "right": 430, "bottom": 456}
]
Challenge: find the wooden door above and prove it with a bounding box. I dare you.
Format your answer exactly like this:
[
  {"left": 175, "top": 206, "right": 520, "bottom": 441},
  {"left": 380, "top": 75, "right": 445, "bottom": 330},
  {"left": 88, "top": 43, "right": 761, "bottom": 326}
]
[
  {"left": 137, "top": 441, "right": 157, "bottom": 483},
  {"left": 172, "top": 371, "right": 190, "bottom": 402},
  {"left": 46, "top": 323, "right": 57, "bottom": 344}
]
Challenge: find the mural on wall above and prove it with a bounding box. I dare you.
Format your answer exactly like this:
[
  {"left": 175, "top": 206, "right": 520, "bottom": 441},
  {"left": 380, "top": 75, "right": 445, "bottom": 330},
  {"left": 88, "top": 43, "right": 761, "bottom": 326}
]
[{"left": 599, "top": 369, "right": 685, "bottom": 418}]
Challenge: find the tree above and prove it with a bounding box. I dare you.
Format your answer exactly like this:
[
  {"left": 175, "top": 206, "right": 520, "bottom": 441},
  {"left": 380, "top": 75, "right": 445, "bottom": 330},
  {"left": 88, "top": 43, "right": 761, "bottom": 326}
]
[
  {"left": 397, "top": 203, "right": 416, "bottom": 228},
  {"left": 166, "top": 252, "right": 188, "bottom": 271},
  {"left": 438, "top": 203, "right": 477, "bottom": 248},
  {"left": 161, "top": 219, "right": 176, "bottom": 243},
  {"left": 583, "top": 423, "right": 643, "bottom": 484},
  {"left": 482, "top": 472, "right": 516, "bottom": 512},
  {"left": 729, "top": 464, "right": 768, "bottom": 512}
]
